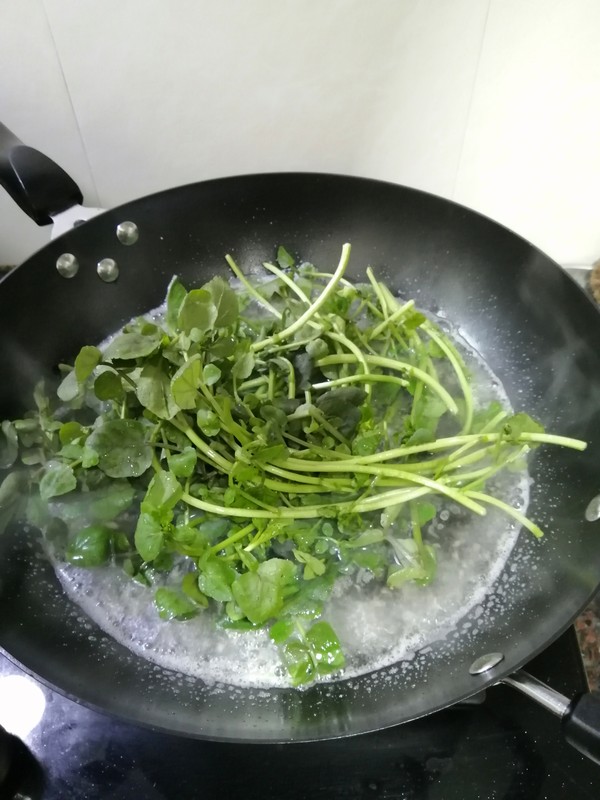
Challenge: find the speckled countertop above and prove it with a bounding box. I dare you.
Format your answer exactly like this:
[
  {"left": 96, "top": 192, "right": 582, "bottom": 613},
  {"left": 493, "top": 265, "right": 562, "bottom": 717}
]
[
  {"left": 576, "top": 593, "right": 600, "bottom": 690},
  {"left": 572, "top": 263, "right": 600, "bottom": 690}
]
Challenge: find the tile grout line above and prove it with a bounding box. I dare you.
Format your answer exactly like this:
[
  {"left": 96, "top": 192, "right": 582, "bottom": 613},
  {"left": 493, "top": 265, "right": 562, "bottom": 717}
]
[
  {"left": 39, "top": 0, "right": 102, "bottom": 206},
  {"left": 451, "top": 0, "right": 493, "bottom": 201}
]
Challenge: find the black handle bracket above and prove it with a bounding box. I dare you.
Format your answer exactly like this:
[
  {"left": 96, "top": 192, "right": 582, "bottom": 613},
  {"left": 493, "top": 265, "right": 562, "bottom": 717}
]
[{"left": 0, "top": 122, "right": 83, "bottom": 226}]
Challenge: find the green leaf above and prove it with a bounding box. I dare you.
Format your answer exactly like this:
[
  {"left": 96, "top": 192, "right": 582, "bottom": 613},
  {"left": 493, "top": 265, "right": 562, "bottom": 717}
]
[
  {"left": 0, "top": 420, "right": 19, "bottom": 469},
  {"left": 136, "top": 360, "right": 179, "bottom": 419},
  {"left": 426, "top": 339, "right": 446, "bottom": 359},
  {"left": 316, "top": 387, "right": 365, "bottom": 437},
  {"left": 74, "top": 346, "right": 102, "bottom": 383},
  {"left": 403, "top": 311, "right": 427, "bottom": 331},
  {"left": 346, "top": 528, "right": 385, "bottom": 548},
  {"left": 177, "top": 289, "right": 217, "bottom": 335},
  {"left": 181, "top": 572, "right": 209, "bottom": 606},
  {"left": 203, "top": 276, "right": 239, "bottom": 328},
  {"left": 154, "top": 587, "right": 198, "bottom": 620},
  {"left": 283, "top": 640, "right": 314, "bottom": 686},
  {"left": 171, "top": 355, "right": 202, "bottom": 409},
  {"left": 292, "top": 548, "right": 326, "bottom": 580},
  {"left": 305, "top": 621, "right": 345, "bottom": 673},
  {"left": 208, "top": 336, "right": 236, "bottom": 359},
  {"left": 202, "top": 363, "right": 221, "bottom": 386},
  {"left": 0, "top": 472, "right": 27, "bottom": 535},
  {"left": 82, "top": 445, "right": 100, "bottom": 469},
  {"left": 171, "top": 524, "right": 209, "bottom": 557},
  {"left": 134, "top": 512, "right": 164, "bottom": 561},
  {"left": 386, "top": 543, "right": 437, "bottom": 589},
  {"left": 269, "top": 618, "right": 296, "bottom": 644},
  {"left": 197, "top": 556, "right": 238, "bottom": 602},
  {"left": 232, "top": 352, "right": 255, "bottom": 381},
  {"left": 66, "top": 525, "right": 112, "bottom": 567},
  {"left": 351, "top": 426, "right": 383, "bottom": 457},
  {"left": 141, "top": 470, "right": 183, "bottom": 515},
  {"left": 89, "top": 481, "right": 135, "bottom": 521},
  {"left": 104, "top": 329, "right": 162, "bottom": 361},
  {"left": 403, "top": 427, "right": 434, "bottom": 447},
  {"left": 39, "top": 461, "right": 77, "bottom": 501},
  {"left": 59, "top": 420, "right": 84, "bottom": 447},
  {"left": 276, "top": 245, "right": 295, "bottom": 269},
  {"left": 165, "top": 276, "right": 187, "bottom": 334},
  {"left": 415, "top": 502, "right": 437, "bottom": 526},
  {"left": 57, "top": 370, "right": 81, "bottom": 403},
  {"left": 94, "top": 370, "right": 125, "bottom": 401},
  {"left": 196, "top": 407, "right": 221, "bottom": 437},
  {"left": 87, "top": 419, "right": 152, "bottom": 478},
  {"left": 167, "top": 447, "right": 197, "bottom": 478},
  {"left": 232, "top": 558, "right": 296, "bottom": 624}
]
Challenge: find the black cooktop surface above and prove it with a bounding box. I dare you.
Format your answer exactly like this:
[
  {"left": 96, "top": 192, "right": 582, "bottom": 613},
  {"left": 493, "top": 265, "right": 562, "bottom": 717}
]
[{"left": 1, "top": 627, "right": 599, "bottom": 799}]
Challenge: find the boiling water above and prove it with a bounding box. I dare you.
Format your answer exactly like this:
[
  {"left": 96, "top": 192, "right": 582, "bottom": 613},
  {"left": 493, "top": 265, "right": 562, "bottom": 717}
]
[{"left": 51, "top": 304, "right": 527, "bottom": 689}]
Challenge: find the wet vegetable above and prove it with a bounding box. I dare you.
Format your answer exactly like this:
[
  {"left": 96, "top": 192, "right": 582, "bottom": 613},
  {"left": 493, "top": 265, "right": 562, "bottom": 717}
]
[{"left": 0, "top": 243, "right": 587, "bottom": 685}]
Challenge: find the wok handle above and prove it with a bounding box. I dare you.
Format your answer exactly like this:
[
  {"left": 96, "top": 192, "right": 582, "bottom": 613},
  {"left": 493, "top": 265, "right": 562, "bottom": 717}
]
[
  {"left": 502, "top": 669, "right": 600, "bottom": 765},
  {"left": 0, "top": 121, "right": 83, "bottom": 225}
]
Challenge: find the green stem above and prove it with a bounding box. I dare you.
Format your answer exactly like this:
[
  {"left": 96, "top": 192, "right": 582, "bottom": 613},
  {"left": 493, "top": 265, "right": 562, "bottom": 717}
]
[
  {"left": 465, "top": 490, "right": 544, "bottom": 538},
  {"left": 350, "top": 431, "right": 586, "bottom": 465},
  {"left": 366, "top": 267, "right": 388, "bottom": 318},
  {"left": 520, "top": 433, "right": 587, "bottom": 450},
  {"left": 225, "top": 254, "right": 282, "bottom": 319},
  {"left": 181, "top": 486, "right": 430, "bottom": 519},
  {"left": 210, "top": 523, "right": 255, "bottom": 553},
  {"left": 251, "top": 243, "right": 352, "bottom": 352},
  {"left": 317, "top": 353, "right": 458, "bottom": 415},
  {"left": 170, "top": 415, "right": 232, "bottom": 472},
  {"left": 276, "top": 458, "right": 486, "bottom": 515},
  {"left": 422, "top": 322, "right": 473, "bottom": 434},
  {"left": 326, "top": 331, "right": 372, "bottom": 397},
  {"left": 371, "top": 300, "right": 415, "bottom": 338},
  {"left": 262, "top": 262, "right": 310, "bottom": 303},
  {"left": 312, "top": 373, "right": 408, "bottom": 391}
]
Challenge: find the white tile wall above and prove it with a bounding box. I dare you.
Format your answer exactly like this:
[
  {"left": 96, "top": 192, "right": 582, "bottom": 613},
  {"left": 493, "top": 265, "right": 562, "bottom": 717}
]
[
  {"left": 1, "top": 0, "right": 599, "bottom": 267},
  {"left": 0, "top": 0, "right": 98, "bottom": 266},
  {"left": 455, "top": 0, "right": 600, "bottom": 266}
]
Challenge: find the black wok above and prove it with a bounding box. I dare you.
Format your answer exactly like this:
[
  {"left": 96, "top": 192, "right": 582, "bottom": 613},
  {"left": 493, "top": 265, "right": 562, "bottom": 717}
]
[{"left": 0, "top": 123, "right": 599, "bottom": 754}]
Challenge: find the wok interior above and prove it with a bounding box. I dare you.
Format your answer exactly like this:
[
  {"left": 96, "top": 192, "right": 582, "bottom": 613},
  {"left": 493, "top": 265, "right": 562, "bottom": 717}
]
[{"left": 0, "top": 174, "right": 599, "bottom": 742}]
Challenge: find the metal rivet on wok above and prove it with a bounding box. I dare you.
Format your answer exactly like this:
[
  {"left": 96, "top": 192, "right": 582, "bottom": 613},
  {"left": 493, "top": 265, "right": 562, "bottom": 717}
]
[
  {"left": 116, "top": 221, "right": 139, "bottom": 245},
  {"left": 469, "top": 652, "right": 505, "bottom": 676},
  {"left": 56, "top": 253, "right": 79, "bottom": 278},
  {"left": 97, "top": 258, "right": 119, "bottom": 282},
  {"left": 585, "top": 494, "right": 600, "bottom": 522}
]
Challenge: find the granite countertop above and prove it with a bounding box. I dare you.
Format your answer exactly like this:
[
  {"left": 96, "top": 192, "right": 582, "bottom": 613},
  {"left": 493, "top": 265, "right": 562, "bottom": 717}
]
[
  {"left": 572, "top": 264, "right": 600, "bottom": 691},
  {"left": 576, "top": 593, "right": 600, "bottom": 690}
]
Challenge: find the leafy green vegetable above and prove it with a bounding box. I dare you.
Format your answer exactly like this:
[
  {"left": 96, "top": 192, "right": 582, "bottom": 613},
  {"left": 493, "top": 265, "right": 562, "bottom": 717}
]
[
  {"left": 232, "top": 558, "right": 296, "bottom": 624},
  {"left": 154, "top": 587, "right": 199, "bottom": 620},
  {"left": 177, "top": 289, "right": 217, "bottom": 335},
  {"left": 0, "top": 420, "right": 18, "bottom": 469},
  {"left": 39, "top": 461, "right": 76, "bottom": 500},
  {"left": 66, "top": 525, "right": 112, "bottom": 567},
  {"left": 74, "top": 346, "right": 102, "bottom": 383},
  {"left": 203, "top": 276, "right": 239, "bottom": 328},
  {"left": 197, "top": 556, "right": 238, "bottom": 602},
  {"left": 171, "top": 356, "right": 202, "bottom": 409},
  {"left": 87, "top": 419, "right": 152, "bottom": 478},
  {"left": 134, "top": 512, "right": 164, "bottom": 562},
  {"left": 0, "top": 243, "right": 587, "bottom": 687}
]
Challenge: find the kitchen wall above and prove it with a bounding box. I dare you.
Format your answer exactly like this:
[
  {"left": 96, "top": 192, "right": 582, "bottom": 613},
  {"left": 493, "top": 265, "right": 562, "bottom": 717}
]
[{"left": 1, "top": 0, "right": 599, "bottom": 267}]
